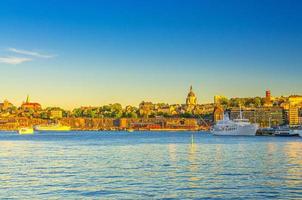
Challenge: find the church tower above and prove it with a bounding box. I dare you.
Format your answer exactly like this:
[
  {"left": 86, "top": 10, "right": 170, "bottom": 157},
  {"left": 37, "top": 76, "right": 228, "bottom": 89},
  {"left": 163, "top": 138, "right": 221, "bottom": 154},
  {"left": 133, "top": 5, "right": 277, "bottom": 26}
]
[
  {"left": 26, "top": 95, "right": 30, "bottom": 103},
  {"left": 186, "top": 86, "right": 197, "bottom": 106}
]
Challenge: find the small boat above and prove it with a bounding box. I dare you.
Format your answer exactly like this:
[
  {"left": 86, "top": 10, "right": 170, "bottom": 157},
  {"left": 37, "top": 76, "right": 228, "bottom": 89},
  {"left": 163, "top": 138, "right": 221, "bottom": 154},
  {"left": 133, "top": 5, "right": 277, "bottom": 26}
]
[
  {"left": 274, "top": 128, "right": 299, "bottom": 137},
  {"left": 127, "top": 129, "right": 134, "bottom": 132},
  {"left": 18, "top": 127, "right": 34, "bottom": 135}
]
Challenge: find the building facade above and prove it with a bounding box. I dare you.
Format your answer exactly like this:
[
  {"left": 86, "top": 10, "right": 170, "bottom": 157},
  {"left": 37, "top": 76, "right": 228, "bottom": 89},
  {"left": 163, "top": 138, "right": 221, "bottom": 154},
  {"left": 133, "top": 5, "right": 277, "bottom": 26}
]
[
  {"left": 186, "top": 86, "right": 197, "bottom": 106},
  {"left": 230, "top": 107, "right": 284, "bottom": 127},
  {"left": 21, "top": 95, "right": 41, "bottom": 111}
]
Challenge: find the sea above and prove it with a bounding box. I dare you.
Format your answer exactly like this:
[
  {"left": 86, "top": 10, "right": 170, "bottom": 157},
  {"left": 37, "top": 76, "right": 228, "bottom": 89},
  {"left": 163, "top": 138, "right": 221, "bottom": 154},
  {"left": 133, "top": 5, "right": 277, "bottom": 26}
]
[{"left": 0, "top": 131, "right": 301, "bottom": 199}]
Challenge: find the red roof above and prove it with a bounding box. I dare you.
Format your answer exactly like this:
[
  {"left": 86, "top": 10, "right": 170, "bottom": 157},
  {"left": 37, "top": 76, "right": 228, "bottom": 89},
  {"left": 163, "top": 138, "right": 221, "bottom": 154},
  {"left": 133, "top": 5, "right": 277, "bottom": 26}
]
[{"left": 22, "top": 102, "right": 41, "bottom": 106}]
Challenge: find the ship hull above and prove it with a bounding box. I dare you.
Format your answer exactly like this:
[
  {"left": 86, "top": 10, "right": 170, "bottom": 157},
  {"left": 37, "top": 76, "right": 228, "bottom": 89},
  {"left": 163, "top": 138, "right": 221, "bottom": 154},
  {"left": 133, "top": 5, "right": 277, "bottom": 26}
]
[
  {"left": 34, "top": 125, "right": 71, "bottom": 132},
  {"left": 293, "top": 130, "right": 302, "bottom": 137},
  {"left": 212, "top": 125, "right": 258, "bottom": 136}
]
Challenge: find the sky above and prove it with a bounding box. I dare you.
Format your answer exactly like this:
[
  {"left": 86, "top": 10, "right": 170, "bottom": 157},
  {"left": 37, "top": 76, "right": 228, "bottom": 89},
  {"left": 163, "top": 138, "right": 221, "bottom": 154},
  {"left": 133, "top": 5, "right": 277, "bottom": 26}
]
[{"left": 0, "top": 0, "right": 302, "bottom": 109}]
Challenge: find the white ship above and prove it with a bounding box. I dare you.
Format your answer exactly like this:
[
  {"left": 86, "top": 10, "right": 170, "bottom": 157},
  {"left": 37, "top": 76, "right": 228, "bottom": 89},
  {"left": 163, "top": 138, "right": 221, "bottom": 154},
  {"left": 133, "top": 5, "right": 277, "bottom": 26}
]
[
  {"left": 292, "top": 129, "right": 302, "bottom": 137},
  {"left": 212, "top": 110, "right": 259, "bottom": 136},
  {"left": 34, "top": 124, "right": 71, "bottom": 132}
]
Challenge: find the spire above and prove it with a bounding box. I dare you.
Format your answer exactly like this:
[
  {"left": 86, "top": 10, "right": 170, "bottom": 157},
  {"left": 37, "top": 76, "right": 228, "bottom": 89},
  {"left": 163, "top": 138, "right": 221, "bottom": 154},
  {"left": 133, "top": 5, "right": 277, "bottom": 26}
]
[
  {"left": 26, "top": 95, "right": 30, "bottom": 103},
  {"left": 190, "top": 85, "right": 192, "bottom": 92}
]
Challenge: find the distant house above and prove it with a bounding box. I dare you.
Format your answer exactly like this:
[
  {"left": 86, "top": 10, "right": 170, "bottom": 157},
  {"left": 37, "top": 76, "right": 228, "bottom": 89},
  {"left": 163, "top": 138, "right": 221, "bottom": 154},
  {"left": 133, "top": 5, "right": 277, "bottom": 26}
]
[
  {"left": 50, "top": 109, "right": 63, "bottom": 119},
  {"left": 213, "top": 105, "right": 224, "bottom": 123},
  {"left": 21, "top": 95, "right": 41, "bottom": 111},
  {"left": 0, "top": 99, "right": 13, "bottom": 110}
]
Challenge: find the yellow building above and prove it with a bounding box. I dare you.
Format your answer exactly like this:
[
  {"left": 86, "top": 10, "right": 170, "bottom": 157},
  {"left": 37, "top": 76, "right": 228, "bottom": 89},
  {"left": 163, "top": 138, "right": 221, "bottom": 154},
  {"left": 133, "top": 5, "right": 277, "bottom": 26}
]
[
  {"left": 139, "top": 101, "right": 154, "bottom": 117},
  {"left": 213, "top": 105, "right": 224, "bottom": 123},
  {"left": 288, "top": 95, "right": 302, "bottom": 106},
  {"left": 183, "top": 118, "right": 198, "bottom": 126},
  {"left": 186, "top": 86, "right": 197, "bottom": 106},
  {"left": 288, "top": 104, "right": 299, "bottom": 126},
  {"left": 286, "top": 95, "right": 302, "bottom": 126},
  {"left": 0, "top": 99, "right": 13, "bottom": 110},
  {"left": 119, "top": 118, "right": 128, "bottom": 129},
  {"left": 214, "top": 95, "right": 227, "bottom": 105},
  {"left": 50, "top": 110, "right": 63, "bottom": 119}
]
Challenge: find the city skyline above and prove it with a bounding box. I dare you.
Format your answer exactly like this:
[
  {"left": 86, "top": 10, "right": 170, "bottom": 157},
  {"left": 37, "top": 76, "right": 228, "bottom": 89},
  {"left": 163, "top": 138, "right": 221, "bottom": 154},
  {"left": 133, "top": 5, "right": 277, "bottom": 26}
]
[
  {"left": 0, "top": 87, "right": 300, "bottom": 110},
  {"left": 1, "top": 1, "right": 302, "bottom": 108}
]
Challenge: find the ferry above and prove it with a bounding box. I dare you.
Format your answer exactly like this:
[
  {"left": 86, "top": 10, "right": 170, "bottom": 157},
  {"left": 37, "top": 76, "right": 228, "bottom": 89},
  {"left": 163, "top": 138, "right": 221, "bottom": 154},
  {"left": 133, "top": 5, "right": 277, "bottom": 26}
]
[
  {"left": 18, "top": 127, "right": 34, "bottom": 135},
  {"left": 34, "top": 124, "right": 71, "bottom": 132},
  {"left": 292, "top": 127, "right": 302, "bottom": 137},
  {"left": 212, "top": 110, "right": 258, "bottom": 136},
  {"left": 274, "top": 127, "right": 300, "bottom": 137}
]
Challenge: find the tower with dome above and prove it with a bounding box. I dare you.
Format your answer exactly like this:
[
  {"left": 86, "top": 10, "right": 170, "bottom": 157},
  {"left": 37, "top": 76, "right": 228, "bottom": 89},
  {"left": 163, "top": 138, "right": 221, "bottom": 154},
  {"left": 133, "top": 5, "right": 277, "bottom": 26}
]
[{"left": 186, "top": 86, "right": 197, "bottom": 106}]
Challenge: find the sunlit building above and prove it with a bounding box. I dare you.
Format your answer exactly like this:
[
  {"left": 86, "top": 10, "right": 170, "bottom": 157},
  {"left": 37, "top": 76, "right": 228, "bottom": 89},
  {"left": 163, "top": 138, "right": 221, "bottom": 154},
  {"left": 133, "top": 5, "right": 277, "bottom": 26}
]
[
  {"left": 139, "top": 101, "right": 155, "bottom": 117},
  {"left": 282, "top": 95, "right": 302, "bottom": 126},
  {"left": 0, "top": 99, "right": 13, "bottom": 110},
  {"left": 50, "top": 109, "right": 63, "bottom": 119},
  {"left": 288, "top": 95, "right": 302, "bottom": 106},
  {"left": 288, "top": 104, "right": 299, "bottom": 126},
  {"left": 214, "top": 95, "right": 227, "bottom": 105},
  {"left": 264, "top": 90, "right": 273, "bottom": 107},
  {"left": 213, "top": 104, "right": 224, "bottom": 123},
  {"left": 194, "top": 104, "right": 214, "bottom": 115},
  {"left": 21, "top": 95, "right": 41, "bottom": 111},
  {"left": 230, "top": 107, "right": 284, "bottom": 127},
  {"left": 186, "top": 86, "right": 197, "bottom": 106}
]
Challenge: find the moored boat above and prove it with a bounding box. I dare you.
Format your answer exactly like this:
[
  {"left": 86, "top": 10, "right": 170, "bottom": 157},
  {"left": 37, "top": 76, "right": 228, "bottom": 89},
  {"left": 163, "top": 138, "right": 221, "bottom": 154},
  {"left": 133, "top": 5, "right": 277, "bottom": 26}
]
[
  {"left": 211, "top": 109, "right": 258, "bottom": 136},
  {"left": 34, "top": 124, "right": 71, "bottom": 132},
  {"left": 274, "top": 127, "right": 300, "bottom": 137},
  {"left": 292, "top": 129, "right": 302, "bottom": 137},
  {"left": 18, "top": 127, "right": 34, "bottom": 135}
]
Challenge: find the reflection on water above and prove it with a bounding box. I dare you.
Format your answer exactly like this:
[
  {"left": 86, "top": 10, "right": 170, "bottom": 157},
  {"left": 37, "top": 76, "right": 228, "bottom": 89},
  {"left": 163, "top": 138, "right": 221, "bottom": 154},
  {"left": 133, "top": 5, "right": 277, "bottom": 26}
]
[
  {"left": 0, "top": 131, "right": 301, "bottom": 199},
  {"left": 168, "top": 143, "right": 177, "bottom": 163},
  {"left": 284, "top": 142, "right": 302, "bottom": 189},
  {"left": 188, "top": 134, "right": 200, "bottom": 190}
]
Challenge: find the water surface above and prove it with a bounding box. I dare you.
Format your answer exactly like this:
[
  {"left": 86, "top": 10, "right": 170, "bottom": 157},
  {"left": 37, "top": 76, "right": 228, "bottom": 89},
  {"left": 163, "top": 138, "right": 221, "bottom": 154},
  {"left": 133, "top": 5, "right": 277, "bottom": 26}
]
[{"left": 0, "top": 131, "right": 301, "bottom": 199}]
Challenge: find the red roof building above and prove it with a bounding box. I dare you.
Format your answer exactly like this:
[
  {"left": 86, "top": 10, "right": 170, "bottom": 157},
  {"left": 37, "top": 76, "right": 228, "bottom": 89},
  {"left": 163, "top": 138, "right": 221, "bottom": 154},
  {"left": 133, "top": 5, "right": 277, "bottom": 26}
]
[{"left": 21, "top": 95, "right": 41, "bottom": 110}]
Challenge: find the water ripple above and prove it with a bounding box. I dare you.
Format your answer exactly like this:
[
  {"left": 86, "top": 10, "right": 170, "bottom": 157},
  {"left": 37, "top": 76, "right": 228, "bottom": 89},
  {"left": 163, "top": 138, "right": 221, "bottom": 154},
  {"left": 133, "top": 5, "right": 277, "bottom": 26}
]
[{"left": 0, "top": 131, "right": 301, "bottom": 199}]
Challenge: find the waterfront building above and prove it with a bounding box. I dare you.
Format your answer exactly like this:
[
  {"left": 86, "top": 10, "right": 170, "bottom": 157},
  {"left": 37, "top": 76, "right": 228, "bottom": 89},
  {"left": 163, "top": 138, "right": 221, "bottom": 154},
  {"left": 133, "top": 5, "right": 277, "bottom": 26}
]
[
  {"left": 288, "top": 104, "right": 299, "bottom": 126},
  {"left": 21, "top": 95, "right": 41, "bottom": 111},
  {"left": 118, "top": 118, "right": 128, "bottom": 129},
  {"left": 230, "top": 107, "right": 284, "bottom": 127},
  {"left": 280, "top": 95, "right": 302, "bottom": 126},
  {"left": 60, "top": 117, "right": 115, "bottom": 130},
  {"left": 213, "top": 104, "right": 224, "bottom": 123},
  {"left": 165, "top": 118, "right": 199, "bottom": 130}
]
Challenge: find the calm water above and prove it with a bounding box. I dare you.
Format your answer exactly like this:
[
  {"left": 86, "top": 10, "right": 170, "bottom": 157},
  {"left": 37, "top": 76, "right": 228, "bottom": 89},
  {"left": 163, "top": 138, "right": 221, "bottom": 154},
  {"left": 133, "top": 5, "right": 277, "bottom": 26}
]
[{"left": 0, "top": 131, "right": 301, "bottom": 199}]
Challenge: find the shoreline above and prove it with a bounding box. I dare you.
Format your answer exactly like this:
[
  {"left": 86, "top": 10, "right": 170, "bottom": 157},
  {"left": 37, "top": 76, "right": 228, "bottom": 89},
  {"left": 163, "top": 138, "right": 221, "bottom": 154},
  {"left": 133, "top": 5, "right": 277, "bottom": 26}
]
[{"left": 0, "top": 128, "right": 205, "bottom": 132}]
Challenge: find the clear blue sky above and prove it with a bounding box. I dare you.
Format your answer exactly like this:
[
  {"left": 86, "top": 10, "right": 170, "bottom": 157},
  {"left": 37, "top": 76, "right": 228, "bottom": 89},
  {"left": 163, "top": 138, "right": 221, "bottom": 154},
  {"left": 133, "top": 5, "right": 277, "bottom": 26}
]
[{"left": 0, "top": 0, "right": 301, "bottom": 109}]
